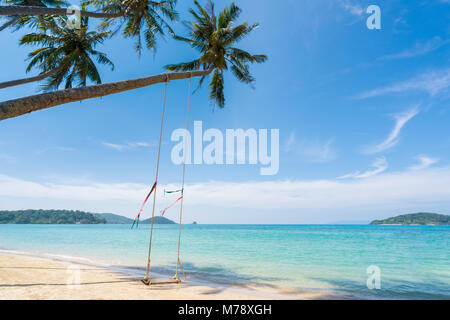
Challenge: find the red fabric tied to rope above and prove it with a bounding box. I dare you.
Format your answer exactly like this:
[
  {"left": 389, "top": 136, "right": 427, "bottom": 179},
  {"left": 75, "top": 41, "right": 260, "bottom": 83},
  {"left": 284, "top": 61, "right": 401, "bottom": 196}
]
[
  {"left": 132, "top": 182, "right": 156, "bottom": 228},
  {"left": 160, "top": 195, "right": 183, "bottom": 216}
]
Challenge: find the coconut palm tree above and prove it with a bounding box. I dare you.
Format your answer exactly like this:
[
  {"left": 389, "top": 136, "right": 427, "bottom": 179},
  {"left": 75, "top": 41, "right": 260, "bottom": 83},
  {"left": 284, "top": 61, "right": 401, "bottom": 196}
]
[
  {"left": 1, "top": 0, "right": 178, "bottom": 51},
  {"left": 82, "top": 0, "right": 177, "bottom": 53},
  {"left": 0, "top": 15, "right": 114, "bottom": 90},
  {"left": 0, "top": 2, "right": 123, "bottom": 19},
  {"left": 0, "top": 1, "right": 266, "bottom": 121},
  {"left": 165, "top": 0, "right": 267, "bottom": 107},
  {"left": 0, "top": 0, "right": 68, "bottom": 31}
]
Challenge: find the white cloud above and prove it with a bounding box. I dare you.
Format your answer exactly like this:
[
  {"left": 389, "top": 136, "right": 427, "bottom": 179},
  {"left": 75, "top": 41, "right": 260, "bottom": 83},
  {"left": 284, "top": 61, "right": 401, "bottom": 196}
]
[
  {"left": 363, "top": 107, "right": 419, "bottom": 154},
  {"left": 297, "top": 139, "right": 337, "bottom": 163},
  {"left": 283, "top": 132, "right": 336, "bottom": 163},
  {"left": 1, "top": 167, "right": 450, "bottom": 216},
  {"left": 101, "top": 141, "right": 152, "bottom": 151},
  {"left": 284, "top": 131, "right": 296, "bottom": 152},
  {"left": 409, "top": 155, "right": 439, "bottom": 170},
  {"left": 0, "top": 153, "right": 16, "bottom": 163},
  {"left": 339, "top": 0, "right": 364, "bottom": 17},
  {"left": 36, "top": 146, "right": 77, "bottom": 155},
  {"left": 338, "top": 157, "right": 388, "bottom": 179},
  {"left": 130, "top": 142, "right": 152, "bottom": 147},
  {"left": 379, "top": 37, "right": 450, "bottom": 60},
  {"left": 356, "top": 68, "right": 450, "bottom": 99}
]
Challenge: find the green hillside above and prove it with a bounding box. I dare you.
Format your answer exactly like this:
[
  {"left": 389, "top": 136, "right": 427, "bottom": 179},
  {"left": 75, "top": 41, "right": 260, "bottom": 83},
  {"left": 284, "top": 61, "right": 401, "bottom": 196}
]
[
  {"left": 94, "top": 213, "right": 175, "bottom": 224},
  {"left": 370, "top": 213, "right": 450, "bottom": 225},
  {"left": 0, "top": 210, "right": 176, "bottom": 225},
  {"left": 0, "top": 210, "right": 106, "bottom": 224},
  {"left": 141, "top": 216, "right": 176, "bottom": 224},
  {"left": 94, "top": 213, "right": 134, "bottom": 224}
]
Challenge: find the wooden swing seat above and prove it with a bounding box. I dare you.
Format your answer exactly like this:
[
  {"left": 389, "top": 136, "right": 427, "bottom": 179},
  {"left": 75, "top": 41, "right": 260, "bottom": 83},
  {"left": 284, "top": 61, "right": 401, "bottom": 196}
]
[{"left": 142, "top": 277, "right": 181, "bottom": 285}]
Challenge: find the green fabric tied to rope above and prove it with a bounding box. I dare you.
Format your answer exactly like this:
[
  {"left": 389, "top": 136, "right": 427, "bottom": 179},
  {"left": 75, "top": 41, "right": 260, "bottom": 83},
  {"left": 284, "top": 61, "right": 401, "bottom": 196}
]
[{"left": 164, "top": 188, "right": 183, "bottom": 195}]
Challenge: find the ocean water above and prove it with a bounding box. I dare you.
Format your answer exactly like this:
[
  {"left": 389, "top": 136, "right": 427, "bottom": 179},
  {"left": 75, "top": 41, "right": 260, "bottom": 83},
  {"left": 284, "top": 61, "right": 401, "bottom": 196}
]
[{"left": 0, "top": 224, "right": 448, "bottom": 299}]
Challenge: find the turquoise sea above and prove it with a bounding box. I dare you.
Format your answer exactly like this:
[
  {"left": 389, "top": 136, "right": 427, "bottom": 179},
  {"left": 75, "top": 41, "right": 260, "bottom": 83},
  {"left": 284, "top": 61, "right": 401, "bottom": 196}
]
[{"left": 0, "top": 224, "right": 448, "bottom": 299}]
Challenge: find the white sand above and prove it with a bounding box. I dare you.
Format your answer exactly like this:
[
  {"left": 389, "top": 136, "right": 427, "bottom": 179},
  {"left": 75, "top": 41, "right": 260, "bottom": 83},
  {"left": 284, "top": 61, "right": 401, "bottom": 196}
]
[{"left": 0, "top": 253, "right": 327, "bottom": 300}]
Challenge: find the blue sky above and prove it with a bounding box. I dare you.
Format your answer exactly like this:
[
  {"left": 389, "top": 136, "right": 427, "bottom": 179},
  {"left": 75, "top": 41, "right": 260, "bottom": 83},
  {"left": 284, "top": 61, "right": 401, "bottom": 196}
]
[{"left": 0, "top": 0, "right": 449, "bottom": 223}]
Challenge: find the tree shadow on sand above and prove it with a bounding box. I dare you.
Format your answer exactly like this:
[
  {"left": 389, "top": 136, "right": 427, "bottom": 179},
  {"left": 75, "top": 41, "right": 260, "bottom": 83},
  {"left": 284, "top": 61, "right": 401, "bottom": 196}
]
[{"left": 109, "top": 261, "right": 319, "bottom": 297}]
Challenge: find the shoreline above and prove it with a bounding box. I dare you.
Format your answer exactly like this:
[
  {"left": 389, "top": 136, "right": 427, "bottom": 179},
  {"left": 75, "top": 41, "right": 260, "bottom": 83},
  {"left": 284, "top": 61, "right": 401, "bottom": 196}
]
[{"left": 0, "top": 251, "right": 330, "bottom": 300}]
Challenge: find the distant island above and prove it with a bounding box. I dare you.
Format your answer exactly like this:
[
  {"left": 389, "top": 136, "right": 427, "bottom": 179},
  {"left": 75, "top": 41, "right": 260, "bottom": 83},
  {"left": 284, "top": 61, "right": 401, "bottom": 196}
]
[
  {"left": 0, "top": 210, "right": 106, "bottom": 224},
  {"left": 370, "top": 213, "right": 450, "bottom": 225},
  {"left": 93, "top": 213, "right": 133, "bottom": 224},
  {"left": 94, "top": 213, "right": 175, "bottom": 224},
  {"left": 0, "top": 210, "right": 175, "bottom": 224},
  {"left": 141, "top": 216, "right": 176, "bottom": 224}
]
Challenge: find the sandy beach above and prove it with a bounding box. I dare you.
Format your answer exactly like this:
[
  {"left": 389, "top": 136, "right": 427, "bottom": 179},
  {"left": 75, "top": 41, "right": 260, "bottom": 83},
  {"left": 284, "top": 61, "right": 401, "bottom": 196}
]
[{"left": 0, "top": 253, "right": 326, "bottom": 300}]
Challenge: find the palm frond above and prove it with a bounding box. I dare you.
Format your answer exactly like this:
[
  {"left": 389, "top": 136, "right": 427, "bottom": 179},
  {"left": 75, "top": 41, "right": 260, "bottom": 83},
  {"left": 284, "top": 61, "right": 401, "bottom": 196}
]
[
  {"left": 84, "top": 0, "right": 179, "bottom": 52},
  {"left": 165, "top": 59, "right": 201, "bottom": 72},
  {"left": 168, "top": 1, "right": 266, "bottom": 108},
  {"left": 209, "top": 70, "right": 224, "bottom": 108},
  {"left": 20, "top": 15, "right": 114, "bottom": 91},
  {"left": 217, "top": 1, "right": 240, "bottom": 29}
]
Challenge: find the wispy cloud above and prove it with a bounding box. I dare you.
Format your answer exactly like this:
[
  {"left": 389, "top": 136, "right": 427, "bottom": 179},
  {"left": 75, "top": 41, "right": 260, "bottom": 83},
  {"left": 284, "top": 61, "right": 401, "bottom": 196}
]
[
  {"left": 283, "top": 131, "right": 296, "bottom": 152},
  {"left": 338, "top": 157, "right": 388, "bottom": 179},
  {"left": 283, "top": 132, "right": 337, "bottom": 163},
  {"left": 338, "top": 0, "right": 364, "bottom": 17},
  {"left": 356, "top": 68, "right": 450, "bottom": 99},
  {"left": 409, "top": 155, "right": 439, "bottom": 170},
  {"left": 379, "top": 37, "right": 450, "bottom": 61},
  {"left": 363, "top": 107, "right": 419, "bottom": 154},
  {"left": 101, "top": 141, "right": 153, "bottom": 151},
  {"left": 0, "top": 153, "right": 16, "bottom": 163},
  {"left": 299, "top": 139, "right": 336, "bottom": 162},
  {"left": 343, "top": 38, "right": 449, "bottom": 71},
  {"left": 36, "top": 146, "right": 77, "bottom": 155}
]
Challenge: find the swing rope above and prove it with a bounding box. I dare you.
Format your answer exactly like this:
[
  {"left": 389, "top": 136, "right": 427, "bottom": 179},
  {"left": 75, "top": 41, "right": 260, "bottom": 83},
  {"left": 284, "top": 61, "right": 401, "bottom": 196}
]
[
  {"left": 174, "top": 75, "right": 192, "bottom": 281},
  {"left": 143, "top": 74, "right": 170, "bottom": 283}
]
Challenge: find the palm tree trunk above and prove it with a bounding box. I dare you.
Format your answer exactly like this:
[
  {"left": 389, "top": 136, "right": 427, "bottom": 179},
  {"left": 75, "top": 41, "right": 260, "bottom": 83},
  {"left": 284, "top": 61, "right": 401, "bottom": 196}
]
[
  {"left": 0, "top": 6, "right": 124, "bottom": 18},
  {"left": 0, "top": 67, "right": 63, "bottom": 89},
  {"left": 0, "top": 69, "right": 213, "bottom": 121}
]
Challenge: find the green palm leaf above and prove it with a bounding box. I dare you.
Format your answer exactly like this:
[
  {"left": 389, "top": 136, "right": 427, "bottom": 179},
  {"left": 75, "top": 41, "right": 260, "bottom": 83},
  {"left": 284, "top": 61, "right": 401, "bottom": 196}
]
[
  {"left": 20, "top": 16, "right": 114, "bottom": 91},
  {"left": 209, "top": 69, "right": 224, "bottom": 107},
  {"left": 83, "top": 0, "right": 178, "bottom": 52},
  {"left": 166, "top": 0, "right": 267, "bottom": 108}
]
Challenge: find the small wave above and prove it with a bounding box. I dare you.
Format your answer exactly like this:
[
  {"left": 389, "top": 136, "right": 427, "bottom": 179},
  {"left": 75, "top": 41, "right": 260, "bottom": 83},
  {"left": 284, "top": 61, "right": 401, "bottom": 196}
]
[{"left": 0, "top": 248, "right": 112, "bottom": 269}]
